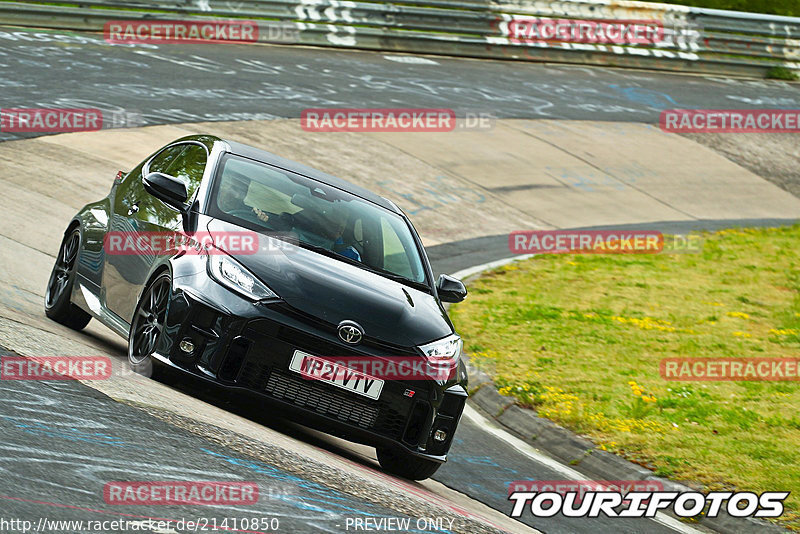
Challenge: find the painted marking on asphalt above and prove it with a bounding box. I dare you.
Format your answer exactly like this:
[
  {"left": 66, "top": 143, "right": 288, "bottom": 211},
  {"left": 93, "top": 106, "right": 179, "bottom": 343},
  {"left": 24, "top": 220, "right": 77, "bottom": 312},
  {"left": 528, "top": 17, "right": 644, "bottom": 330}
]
[
  {"left": 462, "top": 405, "right": 705, "bottom": 534},
  {"left": 383, "top": 55, "right": 439, "bottom": 65},
  {"left": 128, "top": 521, "right": 179, "bottom": 533},
  {"left": 242, "top": 441, "right": 524, "bottom": 533},
  {"left": 450, "top": 255, "right": 533, "bottom": 281}
]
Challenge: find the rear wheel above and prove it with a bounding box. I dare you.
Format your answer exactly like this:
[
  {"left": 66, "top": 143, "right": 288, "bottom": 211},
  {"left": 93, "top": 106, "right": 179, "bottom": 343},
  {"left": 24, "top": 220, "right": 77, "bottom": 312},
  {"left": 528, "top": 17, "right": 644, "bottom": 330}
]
[
  {"left": 45, "top": 227, "right": 92, "bottom": 330},
  {"left": 128, "top": 273, "right": 171, "bottom": 379},
  {"left": 376, "top": 446, "right": 441, "bottom": 480}
]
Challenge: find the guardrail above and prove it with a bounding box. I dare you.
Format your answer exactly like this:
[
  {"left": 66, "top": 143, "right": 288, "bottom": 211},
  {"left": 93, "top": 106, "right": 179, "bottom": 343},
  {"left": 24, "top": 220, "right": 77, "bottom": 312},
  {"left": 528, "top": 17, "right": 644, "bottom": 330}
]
[{"left": 0, "top": 0, "right": 798, "bottom": 77}]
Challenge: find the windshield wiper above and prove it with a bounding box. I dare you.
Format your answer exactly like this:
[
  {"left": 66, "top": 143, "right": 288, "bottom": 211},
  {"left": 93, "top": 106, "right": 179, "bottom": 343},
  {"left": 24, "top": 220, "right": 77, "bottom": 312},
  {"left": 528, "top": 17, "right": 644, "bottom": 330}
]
[
  {"left": 296, "top": 241, "right": 430, "bottom": 292},
  {"left": 295, "top": 240, "right": 343, "bottom": 260},
  {"left": 365, "top": 267, "right": 430, "bottom": 292}
]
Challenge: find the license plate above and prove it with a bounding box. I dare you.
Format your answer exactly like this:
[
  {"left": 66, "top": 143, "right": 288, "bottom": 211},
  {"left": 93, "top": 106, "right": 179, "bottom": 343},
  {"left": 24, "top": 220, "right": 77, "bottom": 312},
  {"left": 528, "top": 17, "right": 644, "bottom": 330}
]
[{"left": 288, "top": 350, "right": 384, "bottom": 401}]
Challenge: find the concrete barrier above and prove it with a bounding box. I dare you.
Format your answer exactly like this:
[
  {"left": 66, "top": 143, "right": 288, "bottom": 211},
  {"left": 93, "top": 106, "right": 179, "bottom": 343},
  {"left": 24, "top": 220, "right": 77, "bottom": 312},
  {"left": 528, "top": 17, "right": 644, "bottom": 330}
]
[{"left": 1, "top": 0, "right": 798, "bottom": 77}]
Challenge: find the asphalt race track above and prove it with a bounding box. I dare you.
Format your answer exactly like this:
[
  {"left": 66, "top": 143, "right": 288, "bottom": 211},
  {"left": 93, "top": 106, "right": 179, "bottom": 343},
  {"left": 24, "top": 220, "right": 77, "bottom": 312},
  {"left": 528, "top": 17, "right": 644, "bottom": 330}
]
[
  {"left": 0, "top": 374, "right": 433, "bottom": 533},
  {"left": 0, "top": 25, "right": 799, "bottom": 143},
  {"left": 0, "top": 23, "right": 798, "bottom": 534},
  {"left": 0, "top": 343, "right": 685, "bottom": 534}
]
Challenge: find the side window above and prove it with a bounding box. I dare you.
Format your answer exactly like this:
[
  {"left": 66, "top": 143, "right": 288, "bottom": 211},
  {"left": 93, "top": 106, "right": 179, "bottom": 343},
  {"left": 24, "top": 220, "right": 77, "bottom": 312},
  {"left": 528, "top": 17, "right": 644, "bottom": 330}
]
[
  {"left": 380, "top": 216, "right": 417, "bottom": 280},
  {"left": 164, "top": 145, "right": 207, "bottom": 199},
  {"left": 148, "top": 145, "right": 185, "bottom": 175},
  {"left": 147, "top": 144, "right": 208, "bottom": 199}
]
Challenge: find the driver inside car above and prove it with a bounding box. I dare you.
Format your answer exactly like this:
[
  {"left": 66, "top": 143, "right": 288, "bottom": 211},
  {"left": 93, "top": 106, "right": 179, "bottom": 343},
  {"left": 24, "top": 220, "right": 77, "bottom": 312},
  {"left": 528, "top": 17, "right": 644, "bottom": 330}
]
[
  {"left": 294, "top": 202, "right": 362, "bottom": 262},
  {"left": 331, "top": 216, "right": 362, "bottom": 262},
  {"left": 217, "top": 174, "right": 270, "bottom": 225}
]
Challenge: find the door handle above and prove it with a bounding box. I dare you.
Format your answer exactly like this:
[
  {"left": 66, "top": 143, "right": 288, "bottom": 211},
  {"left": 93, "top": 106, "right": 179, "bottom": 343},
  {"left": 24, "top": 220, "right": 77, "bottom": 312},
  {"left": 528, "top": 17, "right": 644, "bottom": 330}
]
[{"left": 127, "top": 203, "right": 139, "bottom": 216}]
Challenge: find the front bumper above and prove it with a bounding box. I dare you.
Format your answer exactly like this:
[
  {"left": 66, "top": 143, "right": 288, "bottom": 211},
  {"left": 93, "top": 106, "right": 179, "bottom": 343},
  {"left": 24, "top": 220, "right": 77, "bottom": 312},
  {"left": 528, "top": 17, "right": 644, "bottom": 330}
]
[{"left": 155, "top": 272, "right": 468, "bottom": 462}]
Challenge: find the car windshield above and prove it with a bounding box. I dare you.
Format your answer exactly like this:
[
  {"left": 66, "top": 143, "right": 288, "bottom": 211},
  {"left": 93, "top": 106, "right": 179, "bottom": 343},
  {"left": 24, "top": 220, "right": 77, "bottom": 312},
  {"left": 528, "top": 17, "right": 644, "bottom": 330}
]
[{"left": 208, "top": 154, "right": 427, "bottom": 285}]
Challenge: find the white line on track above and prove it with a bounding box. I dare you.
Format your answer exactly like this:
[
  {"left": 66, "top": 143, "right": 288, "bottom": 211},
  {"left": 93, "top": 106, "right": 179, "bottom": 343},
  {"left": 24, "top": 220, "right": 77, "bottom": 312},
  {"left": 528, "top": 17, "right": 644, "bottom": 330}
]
[
  {"left": 462, "top": 405, "right": 704, "bottom": 534},
  {"left": 449, "top": 255, "right": 533, "bottom": 281}
]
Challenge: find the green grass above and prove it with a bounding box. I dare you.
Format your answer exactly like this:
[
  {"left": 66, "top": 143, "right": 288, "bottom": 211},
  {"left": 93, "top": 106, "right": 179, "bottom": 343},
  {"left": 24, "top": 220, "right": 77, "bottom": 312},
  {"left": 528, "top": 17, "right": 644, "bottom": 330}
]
[
  {"left": 452, "top": 225, "right": 800, "bottom": 529},
  {"left": 766, "top": 66, "right": 800, "bottom": 81}
]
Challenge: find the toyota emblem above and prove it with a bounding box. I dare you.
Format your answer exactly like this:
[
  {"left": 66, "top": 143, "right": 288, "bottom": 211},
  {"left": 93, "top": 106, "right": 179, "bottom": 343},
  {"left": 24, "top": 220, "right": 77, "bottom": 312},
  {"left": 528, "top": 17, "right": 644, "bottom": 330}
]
[{"left": 338, "top": 321, "right": 364, "bottom": 345}]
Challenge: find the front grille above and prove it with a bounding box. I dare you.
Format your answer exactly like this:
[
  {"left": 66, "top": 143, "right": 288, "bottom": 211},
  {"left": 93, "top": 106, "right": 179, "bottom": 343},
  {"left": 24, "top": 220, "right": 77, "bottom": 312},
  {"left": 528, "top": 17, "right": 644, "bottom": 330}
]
[
  {"left": 218, "top": 338, "right": 250, "bottom": 382},
  {"left": 403, "top": 400, "right": 431, "bottom": 446},
  {"left": 237, "top": 357, "right": 271, "bottom": 390},
  {"left": 278, "top": 326, "right": 360, "bottom": 358},
  {"left": 231, "top": 318, "right": 422, "bottom": 441},
  {"left": 440, "top": 391, "right": 466, "bottom": 418},
  {"left": 277, "top": 323, "right": 420, "bottom": 359},
  {"left": 374, "top": 405, "right": 406, "bottom": 440},
  {"left": 265, "top": 370, "right": 379, "bottom": 429}
]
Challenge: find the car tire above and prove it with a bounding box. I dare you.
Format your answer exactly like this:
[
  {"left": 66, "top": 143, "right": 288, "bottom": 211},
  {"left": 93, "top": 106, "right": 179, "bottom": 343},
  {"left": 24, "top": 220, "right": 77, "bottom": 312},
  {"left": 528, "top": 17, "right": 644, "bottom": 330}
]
[
  {"left": 45, "top": 227, "right": 92, "bottom": 330},
  {"left": 128, "top": 272, "right": 172, "bottom": 380},
  {"left": 376, "top": 446, "right": 441, "bottom": 480}
]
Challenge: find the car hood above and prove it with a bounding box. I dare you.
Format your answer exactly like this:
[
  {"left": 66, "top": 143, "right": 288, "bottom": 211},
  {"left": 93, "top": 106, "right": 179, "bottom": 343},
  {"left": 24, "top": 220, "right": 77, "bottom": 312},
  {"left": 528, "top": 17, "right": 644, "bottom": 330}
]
[{"left": 206, "top": 218, "right": 452, "bottom": 347}]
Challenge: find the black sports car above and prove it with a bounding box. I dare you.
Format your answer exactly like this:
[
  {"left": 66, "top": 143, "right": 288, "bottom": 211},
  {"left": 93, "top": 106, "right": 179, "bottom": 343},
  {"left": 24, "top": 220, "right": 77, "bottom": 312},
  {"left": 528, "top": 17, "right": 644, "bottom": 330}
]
[{"left": 45, "top": 135, "right": 469, "bottom": 480}]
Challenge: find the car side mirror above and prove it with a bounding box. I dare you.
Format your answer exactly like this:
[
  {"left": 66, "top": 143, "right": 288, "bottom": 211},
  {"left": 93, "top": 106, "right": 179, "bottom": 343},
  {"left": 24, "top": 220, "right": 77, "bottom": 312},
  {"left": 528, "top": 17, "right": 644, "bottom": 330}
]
[
  {"left": 143, "top": 172, "right": 188, "bottom": 212},
  {"left": 436, "top": 274, "right": 467, "bottom": 303}
]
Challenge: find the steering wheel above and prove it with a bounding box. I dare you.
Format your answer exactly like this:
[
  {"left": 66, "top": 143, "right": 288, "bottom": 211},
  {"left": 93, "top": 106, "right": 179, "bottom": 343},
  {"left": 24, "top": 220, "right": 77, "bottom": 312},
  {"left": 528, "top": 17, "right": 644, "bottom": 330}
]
[{"left": 227, "top": 208, "right": 259, "bottom": 221}]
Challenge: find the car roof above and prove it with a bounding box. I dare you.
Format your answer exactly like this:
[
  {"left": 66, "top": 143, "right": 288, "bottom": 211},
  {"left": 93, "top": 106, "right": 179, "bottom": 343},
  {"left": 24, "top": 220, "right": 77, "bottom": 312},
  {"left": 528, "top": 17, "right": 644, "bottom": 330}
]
[{"left": 215, "top": 137, "right": 400, "bottom": 214}]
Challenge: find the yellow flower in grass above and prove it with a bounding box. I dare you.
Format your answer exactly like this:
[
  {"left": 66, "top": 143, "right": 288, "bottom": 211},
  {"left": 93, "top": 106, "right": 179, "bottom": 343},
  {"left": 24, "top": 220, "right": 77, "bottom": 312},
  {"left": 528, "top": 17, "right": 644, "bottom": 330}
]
[
  {"left": 732, "top": 331, "right": 752, "bottom": 338},
  {"left": 727, "top": 312, "right": 750, "bottom": 319},
  {"left": 628, "top": 381, "right": 657, "bottom": 403},
  {"left": 770, "top": 328, "right": 798, "bottom": 336},
  {"left": 613, "top": 316, "right": 677, "bottom": 332}
]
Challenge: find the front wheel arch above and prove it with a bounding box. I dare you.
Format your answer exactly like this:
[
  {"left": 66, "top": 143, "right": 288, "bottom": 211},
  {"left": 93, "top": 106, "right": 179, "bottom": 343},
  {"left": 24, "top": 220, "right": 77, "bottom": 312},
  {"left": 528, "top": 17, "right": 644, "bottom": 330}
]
[{"left": 128, "top": 270, "right": 173, "bottom": 379}]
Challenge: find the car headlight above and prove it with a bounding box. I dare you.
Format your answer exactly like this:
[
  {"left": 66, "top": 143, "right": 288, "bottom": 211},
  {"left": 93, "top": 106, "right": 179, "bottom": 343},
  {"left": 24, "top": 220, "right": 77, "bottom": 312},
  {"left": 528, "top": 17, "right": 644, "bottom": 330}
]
[
  {"left": 208, "top": 254, "right": 278, "bottom": 301},
  {"left": 419, "top": 334, "right": 462, "bottom": 364}
]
